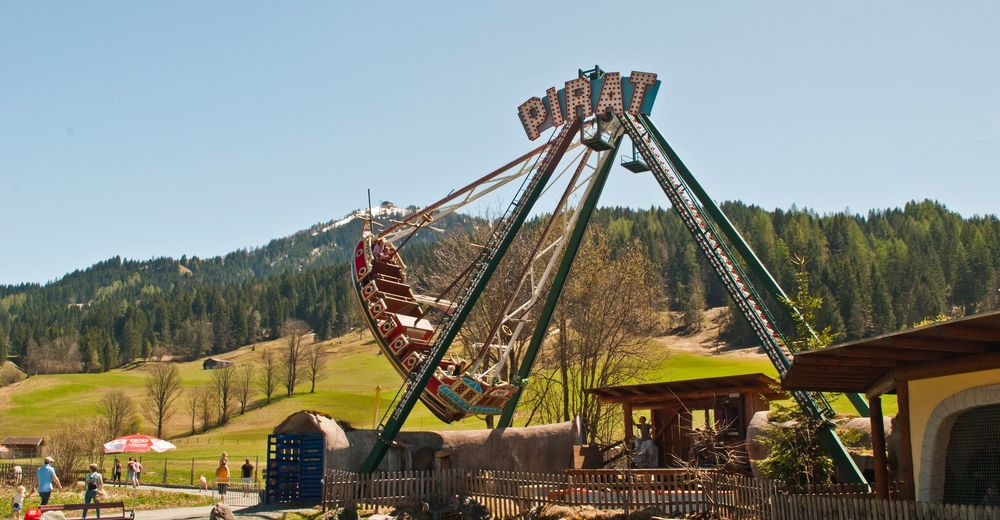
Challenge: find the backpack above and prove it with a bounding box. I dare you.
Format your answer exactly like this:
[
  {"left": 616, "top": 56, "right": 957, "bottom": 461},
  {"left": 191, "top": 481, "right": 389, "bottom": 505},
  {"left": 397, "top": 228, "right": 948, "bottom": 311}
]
[{"left": 86, "top": 472, "right": 99, "bottom": 490}]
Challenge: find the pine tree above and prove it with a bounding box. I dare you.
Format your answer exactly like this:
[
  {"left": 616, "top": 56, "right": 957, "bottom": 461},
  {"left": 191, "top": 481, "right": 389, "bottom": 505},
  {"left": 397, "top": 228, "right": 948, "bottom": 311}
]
[{"left": 781, "top": 254, "right": 839, "bottom": 351}]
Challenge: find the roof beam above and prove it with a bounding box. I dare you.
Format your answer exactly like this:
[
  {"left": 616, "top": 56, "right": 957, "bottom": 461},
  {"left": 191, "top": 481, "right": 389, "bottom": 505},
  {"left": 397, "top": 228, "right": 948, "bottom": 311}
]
[{"left": 866, "top": 370, "right": 897, "bottom": 399}]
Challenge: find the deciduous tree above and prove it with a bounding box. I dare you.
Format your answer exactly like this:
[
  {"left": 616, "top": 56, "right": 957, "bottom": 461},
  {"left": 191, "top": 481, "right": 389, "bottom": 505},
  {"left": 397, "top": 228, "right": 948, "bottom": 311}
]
[
  {"left": 303, "top": 343, "right": 329, "bottom": 393},
  {"left": 141, "top": 362, "right": 183, "bottom": 438},
  {"left": 257, "top": 349, "right": 279, "bottom": 404},
  {"left": 235, "top": 364, "right": 255, "bottom": 414},
  {"left": 98, "top": 390, "right": 139, "bottom": 439},
  {"left": 278, "top": 319, "right": 310, "bottom": 396},
  {"left": 523, "top": 230, "right": 663, "bottom": 443},
  {"left": 211, "top": 364, "right": 236, "bottom": 425}
]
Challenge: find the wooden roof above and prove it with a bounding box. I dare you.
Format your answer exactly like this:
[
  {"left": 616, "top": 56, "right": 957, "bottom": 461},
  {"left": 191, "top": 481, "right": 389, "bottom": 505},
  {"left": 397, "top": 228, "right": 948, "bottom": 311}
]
[
  {"left": 783, "top": 309, "right": 1000, "bottom": 394},
  {"left": 588, "top": 373, "right": 784, "bottom": 405},
  {"left": 2, "top": 437, "right": 44, "bottom": 446}
]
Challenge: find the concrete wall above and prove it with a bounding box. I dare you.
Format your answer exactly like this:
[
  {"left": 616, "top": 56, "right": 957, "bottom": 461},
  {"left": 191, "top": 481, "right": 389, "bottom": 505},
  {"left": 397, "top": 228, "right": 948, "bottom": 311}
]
[{"left": 274, "top": 411, "right": 584, "bottom": 473}]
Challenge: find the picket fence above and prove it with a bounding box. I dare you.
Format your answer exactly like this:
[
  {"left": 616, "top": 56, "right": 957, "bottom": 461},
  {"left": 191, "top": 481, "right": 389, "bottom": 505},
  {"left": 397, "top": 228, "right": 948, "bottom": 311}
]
[{"left": 323, "top": 468, "right": 1000, "bottom": 520}]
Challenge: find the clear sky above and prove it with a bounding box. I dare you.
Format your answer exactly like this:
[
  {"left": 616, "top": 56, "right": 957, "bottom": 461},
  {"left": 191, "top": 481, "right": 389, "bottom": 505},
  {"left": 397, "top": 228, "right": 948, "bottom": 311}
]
[{"left": 1, "top": 2, "right": 997, "bottom": 285}]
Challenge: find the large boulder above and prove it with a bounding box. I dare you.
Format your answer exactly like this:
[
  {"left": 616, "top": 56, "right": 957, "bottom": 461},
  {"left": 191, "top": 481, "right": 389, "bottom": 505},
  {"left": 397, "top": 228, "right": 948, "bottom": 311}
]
[
  {"left": 274, "top": 411, "right": 585, "bottom": 473},
  {"left": 209, "top": 503, "right": 235, "bottom": 520}
]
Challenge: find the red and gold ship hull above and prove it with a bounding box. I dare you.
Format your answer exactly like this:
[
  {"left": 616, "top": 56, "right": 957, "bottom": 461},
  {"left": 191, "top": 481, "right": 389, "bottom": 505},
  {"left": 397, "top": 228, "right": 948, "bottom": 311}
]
[{"left": 352, "top": 235, "right": 515, "bottom": 423}]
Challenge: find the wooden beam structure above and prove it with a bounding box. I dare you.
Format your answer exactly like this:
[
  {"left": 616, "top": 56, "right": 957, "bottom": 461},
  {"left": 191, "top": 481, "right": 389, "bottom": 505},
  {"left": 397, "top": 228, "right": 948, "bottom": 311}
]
[
  {"left": 869, "top": 395, "right": 889, "bottom": 499},
  {"left": 896, "top": 380, "right": 915, "bottom": 500}
]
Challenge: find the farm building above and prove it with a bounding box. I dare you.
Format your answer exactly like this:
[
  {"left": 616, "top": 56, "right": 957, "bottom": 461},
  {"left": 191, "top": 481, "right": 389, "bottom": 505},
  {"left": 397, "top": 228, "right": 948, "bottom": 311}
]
[
  {"left": 784, "top": 309, "right": 1000, "bottom": 505},
  {"left": 203, "top": 357, "right": 235, "bottom": 370},
  {"left": 1, "top": 437, "right": 44, "bottom": 458},
  {"left": 588, "top": 373, "right": 784, "bottom": 469}
]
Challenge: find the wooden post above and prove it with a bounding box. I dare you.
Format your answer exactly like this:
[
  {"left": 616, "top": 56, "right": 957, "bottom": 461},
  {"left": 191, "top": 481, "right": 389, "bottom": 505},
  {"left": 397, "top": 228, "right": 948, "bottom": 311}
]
[
  {"left": 896, "top": 381, "right": 915, "bottom": 500},
  {"left": 868, "top": 395, "right": 889, "bottom": 498},
  {"left": 624, "top": 401, "right": 634, "bottom": 463}
]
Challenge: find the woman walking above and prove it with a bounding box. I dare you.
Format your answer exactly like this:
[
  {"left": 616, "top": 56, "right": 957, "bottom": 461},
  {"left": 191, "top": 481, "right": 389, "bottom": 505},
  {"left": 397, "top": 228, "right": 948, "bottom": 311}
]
[{"left": 82, "top": 463, "right": 104, "bottom": 519}]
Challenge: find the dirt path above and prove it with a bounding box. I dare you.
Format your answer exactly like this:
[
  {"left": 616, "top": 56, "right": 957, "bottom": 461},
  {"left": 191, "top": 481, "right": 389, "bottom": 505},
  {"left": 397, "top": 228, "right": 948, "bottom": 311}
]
[{"left": 653, "top": 307, "right": 767, "bottom": 358}]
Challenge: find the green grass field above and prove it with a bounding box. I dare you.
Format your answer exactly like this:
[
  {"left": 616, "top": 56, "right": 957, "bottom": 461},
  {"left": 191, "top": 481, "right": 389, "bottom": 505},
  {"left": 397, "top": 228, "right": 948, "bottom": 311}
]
[
  {"left": 0, "top": 483, "right": 215, "bottom": 517},
  {"left": 0, "top": 330, "right": 889, "bottom": 484}
]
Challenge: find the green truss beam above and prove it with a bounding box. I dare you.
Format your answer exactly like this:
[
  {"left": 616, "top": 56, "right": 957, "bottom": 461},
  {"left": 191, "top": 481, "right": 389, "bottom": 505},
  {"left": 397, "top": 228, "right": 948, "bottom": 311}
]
[
  {"left": 497, "top": 135, "right": 623, "bottom": 429},
  {"left": 638, "top": 114, "right": 870, "bottom": 418}
]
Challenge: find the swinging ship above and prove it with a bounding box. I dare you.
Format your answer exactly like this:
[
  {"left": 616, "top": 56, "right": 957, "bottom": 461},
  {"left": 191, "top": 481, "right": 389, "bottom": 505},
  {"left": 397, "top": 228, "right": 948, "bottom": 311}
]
[{"left": 352, "top": 229, "right": 517, "bottom": 423}]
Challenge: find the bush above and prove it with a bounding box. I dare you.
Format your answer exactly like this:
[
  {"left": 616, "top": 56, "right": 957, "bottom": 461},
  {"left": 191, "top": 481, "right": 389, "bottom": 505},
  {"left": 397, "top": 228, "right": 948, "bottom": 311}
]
[{"left": 757, "top": 405, "right": 834, "bottom": 486}]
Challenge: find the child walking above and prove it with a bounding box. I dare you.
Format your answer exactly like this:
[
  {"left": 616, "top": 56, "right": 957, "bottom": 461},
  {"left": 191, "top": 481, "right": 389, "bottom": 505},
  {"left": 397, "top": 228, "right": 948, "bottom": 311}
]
[{"left": 11, "top": 485, "right": 30, "bottom": 520}]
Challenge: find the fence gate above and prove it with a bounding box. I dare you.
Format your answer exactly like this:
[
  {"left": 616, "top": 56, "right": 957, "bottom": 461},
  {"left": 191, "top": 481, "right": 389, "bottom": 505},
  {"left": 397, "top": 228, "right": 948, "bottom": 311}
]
[{"left": 265, "top": 433, "right": 324, "bottom": 504}]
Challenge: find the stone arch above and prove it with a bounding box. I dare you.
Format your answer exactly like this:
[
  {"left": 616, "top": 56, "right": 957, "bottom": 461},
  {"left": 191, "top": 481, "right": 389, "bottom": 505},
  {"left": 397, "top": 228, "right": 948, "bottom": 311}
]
[{"left": 918, "top": 383, "right": 1000, "bottom": 501}]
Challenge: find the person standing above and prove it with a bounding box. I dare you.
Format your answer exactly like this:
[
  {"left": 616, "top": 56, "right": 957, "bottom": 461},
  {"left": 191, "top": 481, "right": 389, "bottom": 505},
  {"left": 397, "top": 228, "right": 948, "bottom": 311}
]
[
  {"left": 34, "top": 457, "right": 62, "bottom": 506},
  {"left": 125, "top": 458, "right": 135, "bottom": 488},
  {"left": 215, "top": 459, "right": 230, "bottom": 502},
  {"left": 135, "top": 459, "right": 142, "bottom": 484},
  {"left": 111, "top": 458, "right": 122, "bottom": 485},
  {"left": 82, "top": 463, "right": 104, "bottom": 520},
  {"left": 240, "top": 459, "right": 254, "bottom": 493},
  {"left": 633, "top": 416, "right": 658, "bottom": 468}
]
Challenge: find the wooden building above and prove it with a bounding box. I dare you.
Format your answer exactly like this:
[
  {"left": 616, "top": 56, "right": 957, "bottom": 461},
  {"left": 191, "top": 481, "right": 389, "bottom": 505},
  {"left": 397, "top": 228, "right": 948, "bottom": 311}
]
[
  {"left": 1, "top": 437, "right": 44, "bottom": 458},
  {"left": 784, "top": 310, "right": 1000, "bottom": 505},
  {"left": 203, "top": 357, "right": 235, "bottom": 370},
  {"left": 588, "top": 373, "right": 784, "bottom": 468}
]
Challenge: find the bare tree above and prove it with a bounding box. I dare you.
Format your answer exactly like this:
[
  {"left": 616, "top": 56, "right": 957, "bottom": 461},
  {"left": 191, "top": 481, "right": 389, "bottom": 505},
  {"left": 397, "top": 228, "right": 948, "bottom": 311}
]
[
  {"left": 46, "top": 419, "right": 106, "bottom": 481},
  {"left": 278, "top": 319, "right": 310, "bottom": 396},
  {"left": 98, "top": 390, "right": 139, "bottom": 439},
  {"left": 186, "top": 387, "right": 199, "bottom": 435},
  {"left": 414, "top": 219, "right": 543, "bottom": 373},
  {"left": 141, "top": 362, "right": 183, "bottom": 438},
  {"left": 303, "top": 343, "right": 329, "bottom": 393},
  {"left": 211, "top": 364, "right": 236, "bottom": 425},
  {"left": 235, "top": 364, "right": 255, "bottom": 414},
  {"left": 23, "top": 334, "right": 83, "bottom": 374},
  {"left": 522, "top": 230, "right": 663, "bottom": 443},
  {"left": 257, "top": 349, "right": 279, "bottom": 404},
  {"left": 196, "top": 386, "right": 216, "bottom": 433}
]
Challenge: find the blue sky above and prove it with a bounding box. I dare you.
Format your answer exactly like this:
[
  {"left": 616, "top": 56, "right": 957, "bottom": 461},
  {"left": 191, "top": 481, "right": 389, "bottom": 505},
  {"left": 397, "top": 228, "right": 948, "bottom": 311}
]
[{"left": 1, "top": 1, "right": 997, "bottom": 285}]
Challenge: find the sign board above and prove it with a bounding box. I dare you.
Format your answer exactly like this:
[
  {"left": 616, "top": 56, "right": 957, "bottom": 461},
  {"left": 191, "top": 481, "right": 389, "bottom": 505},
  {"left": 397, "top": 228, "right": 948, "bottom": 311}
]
[{"left": 517, "top": 71, "right": 660, "bottom": 140}]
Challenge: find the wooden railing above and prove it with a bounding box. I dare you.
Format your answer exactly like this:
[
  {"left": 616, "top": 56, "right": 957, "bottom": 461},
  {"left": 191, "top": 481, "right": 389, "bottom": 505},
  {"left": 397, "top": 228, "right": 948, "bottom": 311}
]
[
  {"left": 323, "top": 469, "right": 1000, "bottom": 520},
  {"left": 0, "top": 462, "right": 38, "bottom": 486},
  {"left": 324, "top": 468, "right": 713, "bottom": 517}
]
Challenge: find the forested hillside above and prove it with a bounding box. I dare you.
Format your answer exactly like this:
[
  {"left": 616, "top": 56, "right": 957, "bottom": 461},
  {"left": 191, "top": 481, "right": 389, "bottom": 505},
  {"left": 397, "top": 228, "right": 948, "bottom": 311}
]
[{"left": 1, "top": 199, "right": 997, "bottom": 375}]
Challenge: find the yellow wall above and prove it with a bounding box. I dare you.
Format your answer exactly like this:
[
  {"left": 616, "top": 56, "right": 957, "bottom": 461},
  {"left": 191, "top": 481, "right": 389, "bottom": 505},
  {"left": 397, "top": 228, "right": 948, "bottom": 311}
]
[{"left": 907, "top": 367, "right": 1000, "bottom": 490}]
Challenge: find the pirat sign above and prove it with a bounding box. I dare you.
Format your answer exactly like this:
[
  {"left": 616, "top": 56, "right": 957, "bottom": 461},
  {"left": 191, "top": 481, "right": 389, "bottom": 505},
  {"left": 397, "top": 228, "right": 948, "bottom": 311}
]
[{"left": 517, "top": 71, "right": 660, "bottom": 140}]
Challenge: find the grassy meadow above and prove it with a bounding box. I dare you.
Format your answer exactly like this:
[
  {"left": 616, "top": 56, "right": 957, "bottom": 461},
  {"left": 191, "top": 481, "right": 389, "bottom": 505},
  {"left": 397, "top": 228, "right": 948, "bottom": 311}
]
[{"left": 0, "top": 328, "right": 889, "bottom": 484}]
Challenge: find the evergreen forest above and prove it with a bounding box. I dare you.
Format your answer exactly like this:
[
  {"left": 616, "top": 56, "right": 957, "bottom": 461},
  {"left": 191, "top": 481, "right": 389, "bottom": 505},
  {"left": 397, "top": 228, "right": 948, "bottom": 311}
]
[{"left": 1, "top": 199, "right": 997, "bottom": 375}]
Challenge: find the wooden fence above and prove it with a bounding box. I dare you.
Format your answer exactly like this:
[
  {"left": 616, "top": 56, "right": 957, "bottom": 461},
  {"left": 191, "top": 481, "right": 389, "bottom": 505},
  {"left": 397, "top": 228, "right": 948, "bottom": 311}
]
[
  {"left": 323, "top": 468, "right": 1000, "bottom": 520},
  {"left": 0, "top": 462, "right": 38, "bottom": 486},
  {"left": 324, "top": 468, "right": 711, "bottom": 517},
  {"left": 772, "top": 494, "right": 1000, "bottom": 520}
]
